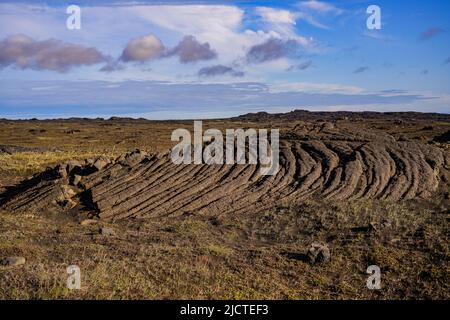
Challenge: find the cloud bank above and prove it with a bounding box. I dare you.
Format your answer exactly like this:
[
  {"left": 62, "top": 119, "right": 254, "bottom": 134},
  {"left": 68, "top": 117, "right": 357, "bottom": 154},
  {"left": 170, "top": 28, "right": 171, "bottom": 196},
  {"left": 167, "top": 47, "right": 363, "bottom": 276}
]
[{"left": 0, "top": 79, "right": 440, "bottom": 120}]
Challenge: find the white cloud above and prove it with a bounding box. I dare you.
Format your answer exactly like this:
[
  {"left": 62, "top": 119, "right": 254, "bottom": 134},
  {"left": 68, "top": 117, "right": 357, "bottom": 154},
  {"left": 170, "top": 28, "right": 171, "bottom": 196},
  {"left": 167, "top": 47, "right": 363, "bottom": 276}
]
[
  {"left": 255, "top": 7, "right": 297, "bottom": 25},
  {"left": 125, "top": 5, "right": 243, "bottom": 38},
  {"left": 123, "top": 5, "right": 246, "bottom": 63},
  {"left": 124, "top": 4, "right": 316, "bottom": 64},
  {"left": 121, "top": 34, "right": 165, "bottom": 62}
]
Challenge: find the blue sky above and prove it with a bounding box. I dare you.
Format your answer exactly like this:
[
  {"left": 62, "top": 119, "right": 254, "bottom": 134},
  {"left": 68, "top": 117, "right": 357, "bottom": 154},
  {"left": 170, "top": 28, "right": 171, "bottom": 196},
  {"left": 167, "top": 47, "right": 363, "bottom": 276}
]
[{"left": 0, "top": 0, "right": 449, "bottom": 119}]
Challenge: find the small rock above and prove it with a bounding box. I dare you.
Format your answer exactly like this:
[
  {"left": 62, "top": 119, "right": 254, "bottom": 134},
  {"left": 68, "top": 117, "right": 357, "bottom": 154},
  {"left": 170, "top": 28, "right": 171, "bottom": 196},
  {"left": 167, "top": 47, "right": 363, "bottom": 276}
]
[
  {"left": 115, "top": 154, "right": 126, "bottom": 163},
  {"left": 59, "top": 199, "right": 77, "bottom": 210},
  {"left": 61, "top": 185, "right": 77, "bottom": 199},
  {"left": 93, "top": 156, "right": 110, "bottom": 171},
  {"left": 72, "top": 175, "right": 82, "bottom": 186},
  {"left": 57, "top": 164, "right": 68, "bottom": 179},
  {"left": 367, "top": 222, "right": 378, "bottom": 233},
  {"left": 351, "top": 223, "right": 377, "bottom": 234},
  {"left": 321, "top": 122, "right": 334, "bottom": 131},
  {"left": 162, "top": 226, "right": 176, "bottom": 233},
  {"left": 380, "top": 219, "right": 392, "bottom": 228},
  {"left": 0, "top": 256, "right": 26, "bottom": 267},
  {"left": 99, "top": 226, "right": 116, "bottom": 236},
  {"left": 307, "top": 242, "right": 330, "bottom": 264},
  {"left": 209, "top": 217, "right": 222, "bottom": 226},
  {"left": 121, "top": 150, "right": 147, "bottom": 166},
  {"left": 80, "top": 219, "right": 98, "bottom": 226},
  {"left": 66, "top": 160, "right": 82, "bottom": 174},
  {"left": 420, "top": 190, "right": 432, "bottom": 198}
]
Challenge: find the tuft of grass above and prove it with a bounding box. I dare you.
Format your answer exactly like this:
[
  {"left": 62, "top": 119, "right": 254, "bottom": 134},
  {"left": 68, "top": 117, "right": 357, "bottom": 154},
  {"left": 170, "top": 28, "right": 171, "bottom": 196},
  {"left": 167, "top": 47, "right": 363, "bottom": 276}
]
[{"left": 203, "top": 244, "right": 234, "bottom": 257}]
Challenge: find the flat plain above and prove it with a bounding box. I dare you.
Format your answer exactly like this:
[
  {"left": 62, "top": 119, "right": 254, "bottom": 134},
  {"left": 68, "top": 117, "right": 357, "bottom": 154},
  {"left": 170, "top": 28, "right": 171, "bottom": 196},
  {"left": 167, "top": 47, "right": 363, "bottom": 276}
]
[{"left": 0, "top": 110, "right": 449, "bottom": 299}]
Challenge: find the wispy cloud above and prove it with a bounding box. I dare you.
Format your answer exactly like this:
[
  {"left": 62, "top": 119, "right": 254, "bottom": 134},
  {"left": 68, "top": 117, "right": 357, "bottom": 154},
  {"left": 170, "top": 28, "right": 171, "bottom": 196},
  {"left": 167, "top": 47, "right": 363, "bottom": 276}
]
[
  {"left": 298, "top": 1, "right": 344, "bottom": 15},
  {"left": 363, "top": 31, "right": 392, "bottom": 41},
  {"left": 296, "top": 12, "right": 331, "bottom": 30},
  {"left": 269, "top": 82, "right": 363, "bottom": 94},
  {"left": 420, "top": 27, "right": 444, "bottom": 41},
  {"left": 353, "top": 66, "right": 370, "bottom": 74},
  {"left": 341, "top": 46, "right": 358, "bottom": 53},
  {"left": 198, "top": 65, "right": 244, "bottom": 77},
  {"left": 294, "top": 1, "right": 344, "bottom": 30},
  {"left": 287, "top": 60, "right": 312, "bottom": 71}
]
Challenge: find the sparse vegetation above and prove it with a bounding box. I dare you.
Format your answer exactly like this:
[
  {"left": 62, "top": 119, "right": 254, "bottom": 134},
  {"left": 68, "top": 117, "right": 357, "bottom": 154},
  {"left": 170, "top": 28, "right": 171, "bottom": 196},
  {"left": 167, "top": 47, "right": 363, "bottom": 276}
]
[
  {"left": 0, "top": 115, "right": 448, "bottom": 299},
  {"left": 0, "top": 197, "right": 448, "bottom": 299}
]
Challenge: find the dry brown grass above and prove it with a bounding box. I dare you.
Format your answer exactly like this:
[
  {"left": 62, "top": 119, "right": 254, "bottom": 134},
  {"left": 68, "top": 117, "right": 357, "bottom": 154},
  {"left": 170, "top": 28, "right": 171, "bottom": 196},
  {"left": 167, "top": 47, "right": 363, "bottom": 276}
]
[
  {"left": 0, "top": 151, "right": 105, "bottom": 175},
  {"left": 0, "top": 197, "right": 448, "bottom": 300}
]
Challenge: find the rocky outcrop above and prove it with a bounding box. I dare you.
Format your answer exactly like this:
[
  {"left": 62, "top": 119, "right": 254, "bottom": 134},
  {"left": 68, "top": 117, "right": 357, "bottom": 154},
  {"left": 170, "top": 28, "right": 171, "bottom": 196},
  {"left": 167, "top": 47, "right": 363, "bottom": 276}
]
[{"left": 0, "top": 126, "right": 447, "bottom": 221}]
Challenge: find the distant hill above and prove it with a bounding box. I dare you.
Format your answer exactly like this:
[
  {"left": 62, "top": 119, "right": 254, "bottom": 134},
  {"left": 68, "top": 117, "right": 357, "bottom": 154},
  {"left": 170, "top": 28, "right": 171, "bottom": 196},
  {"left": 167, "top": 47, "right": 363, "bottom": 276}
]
[{"left": 232, "top": 109, "right": 450, "bottom": 122}]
